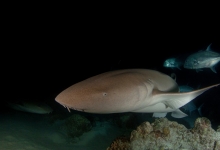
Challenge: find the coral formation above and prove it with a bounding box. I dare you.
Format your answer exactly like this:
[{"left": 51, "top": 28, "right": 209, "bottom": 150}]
[
  {"left": 107, "top": 136, "right": 130, "bottom": 150},
  {"left": 131, "top": 117, "right": 220, "bottom": 150},
  {"left": 107, "top": 117, "right": 220, "bottom": 150},
  {"left": 62, "top": 114, "right": 91, "bottom": 139}
]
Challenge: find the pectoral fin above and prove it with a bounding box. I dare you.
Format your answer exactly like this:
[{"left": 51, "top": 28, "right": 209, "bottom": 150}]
[
  {"left": 171, "top": 109, "right": 188, "bottom": 118},
  {"left": 152, "top": 109, "right": 187, "bottom": 118},
  {"left": 153, "top": 112, "right": 167, "bottom": 118}
]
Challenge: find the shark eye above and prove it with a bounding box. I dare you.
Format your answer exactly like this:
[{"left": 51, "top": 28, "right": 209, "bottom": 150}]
[{"left": 103, "top": 93, "right": 107, "bottom": 96}]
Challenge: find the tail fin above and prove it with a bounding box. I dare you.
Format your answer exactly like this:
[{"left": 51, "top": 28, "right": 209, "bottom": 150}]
[{"left": 153, "top": 83, "right": 219, "bottom": 110}]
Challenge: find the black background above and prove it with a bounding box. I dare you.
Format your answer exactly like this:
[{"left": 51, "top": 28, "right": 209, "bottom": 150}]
[{"left": 2, "top": 6, "right": 220, "bottom": 117}]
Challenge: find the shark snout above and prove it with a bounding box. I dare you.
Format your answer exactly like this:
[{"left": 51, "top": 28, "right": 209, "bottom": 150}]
[{"left": 55, "top": 98, "right": 83, "bottom": 112}]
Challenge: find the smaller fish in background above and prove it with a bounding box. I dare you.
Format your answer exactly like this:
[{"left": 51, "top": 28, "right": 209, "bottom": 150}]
[
  {"left": 184, "top": 44, "right": 220, "bottom": 73},
  {"left": 163, "top": 57, "right": 183, "bottom": 70},
  {"left": 7, "top": 100, "right": 53, "bottom": 114}
]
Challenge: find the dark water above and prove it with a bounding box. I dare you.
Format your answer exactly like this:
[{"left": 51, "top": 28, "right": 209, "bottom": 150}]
[{"left": 2, "top": 36, "right": 220, "bottom": 150}]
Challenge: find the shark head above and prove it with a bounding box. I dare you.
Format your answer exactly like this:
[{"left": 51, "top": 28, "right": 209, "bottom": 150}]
[
  {"left": 55, "top": 84, "right": 115, "bottom": 113},
  {"left": 55, "top": 70, "right": 155, "bottom": 113}
]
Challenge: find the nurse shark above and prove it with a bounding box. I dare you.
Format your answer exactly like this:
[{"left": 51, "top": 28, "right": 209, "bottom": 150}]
[{"left": 55, "top": 69, "right": 219, "bottom": 118}]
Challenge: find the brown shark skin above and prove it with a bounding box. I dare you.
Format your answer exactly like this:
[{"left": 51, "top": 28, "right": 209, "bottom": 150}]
[
  {"left": 55, "top": 69, "right": 219, "bottom": 114},
  {"left": 55, "top": 69, "right": 178, "bottom": 113}
]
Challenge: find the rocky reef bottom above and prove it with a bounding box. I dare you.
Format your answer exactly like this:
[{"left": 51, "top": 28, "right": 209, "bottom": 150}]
[{"left": 107, "top": 117, "right": 220, "bottom": 150}]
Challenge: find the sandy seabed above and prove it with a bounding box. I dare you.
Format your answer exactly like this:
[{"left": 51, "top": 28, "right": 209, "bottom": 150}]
[{"left": 0, "top": 111, "right": 123, "bottom": 150}]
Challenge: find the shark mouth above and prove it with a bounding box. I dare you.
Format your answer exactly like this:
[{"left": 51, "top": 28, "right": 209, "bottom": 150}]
[
  {"left": 62, "top": 105, "right": 71, "bottom": 112},
  {"left": 62, "top": 105, "right": 85, "bottom": 112}
]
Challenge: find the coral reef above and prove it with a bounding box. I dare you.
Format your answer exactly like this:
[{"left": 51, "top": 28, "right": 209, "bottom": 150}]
[
  {"left": 107, "top": 117, "right": 220, "bottom": 150},
  {"left": 107, "top": 136, "right": 130, "bottom": 150},
  {"left": 62, "top": 114, "right": 92, "bottom": 139}
]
